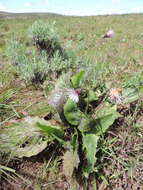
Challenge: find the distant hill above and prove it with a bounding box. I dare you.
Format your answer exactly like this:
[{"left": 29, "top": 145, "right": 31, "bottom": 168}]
[
  {"left": 0, "top": 11, "right": 63, "bottom": 19},
  {"left": 0, "top": 11, "right": 142, "bottom": 19}
]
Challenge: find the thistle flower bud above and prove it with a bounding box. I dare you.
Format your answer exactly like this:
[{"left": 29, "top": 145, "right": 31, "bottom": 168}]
[
  {"left": 66, "top": 88, "right": 79, "bottom": 103},
  {"left": 48, "top": 88, "right": 79, "bottom": 112}
]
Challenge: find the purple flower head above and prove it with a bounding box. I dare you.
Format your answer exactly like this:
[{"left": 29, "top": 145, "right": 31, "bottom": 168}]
[{"left": 103, "top": 30, "right": 115, "bottom": 38}]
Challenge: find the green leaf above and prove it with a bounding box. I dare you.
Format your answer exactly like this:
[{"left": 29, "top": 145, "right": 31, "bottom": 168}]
[
  {"left": 85, "top": 89, "right": 98, "bottom": 102},
  {"left": 122, "top": 87, "right": 143, "bottom": 103},
  {"left": 71, "top": 129, "right": 79, "bottom": 151},
  {"left": 94, "top": 102, "right": 118, "bottom": 119},
  {"left": 79, "top": 103, "right": 120, "bottom": 135},
  {"left": 94, "top": 102, "right": 120, "bottom": 135},
  {"left": 78, "top": 118, "right": 93, "bottom": 133},
  {"left": 0, "top": 117, "right": 64, "bottom": 158},
  {"left": 36, "top": 122, "right": 64, "bottom": 139},
  {"left": 0, "top": 118, "right": 49, "bottom": 158},
  {"left": 82, "top": 134, "right": 99, "bottom": 178},
  {"left": 71, "top": 70, "right": 85, "bottom": 88},
  {"left": 64, "top": 99, "right": 83, "bottom": 125}
]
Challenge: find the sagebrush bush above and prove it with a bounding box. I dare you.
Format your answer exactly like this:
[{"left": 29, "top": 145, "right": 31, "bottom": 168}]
[
  {"left": 50, "top": 51, "right": 75, "bottom": 74},
  {"left": 7, "top": 39, "right": 49, "bottom": 84},
  {"left": 29, "top": 20, "right": 67, "bottom": 58},
  {"left": 19, "top": 50, "right": 49, "bottom": 84},
  {"left": 6, "top": 38, "right": 26, "bottom": 65}
]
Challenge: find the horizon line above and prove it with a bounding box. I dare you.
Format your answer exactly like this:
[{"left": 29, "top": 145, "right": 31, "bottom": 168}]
[{"left": 0, "top": 11, "right": 143, "bottom": 17}]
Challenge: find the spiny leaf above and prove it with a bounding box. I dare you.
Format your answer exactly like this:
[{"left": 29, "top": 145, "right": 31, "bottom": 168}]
[{"left": 82, "top": 134, "right": 99, "bottom": 178}]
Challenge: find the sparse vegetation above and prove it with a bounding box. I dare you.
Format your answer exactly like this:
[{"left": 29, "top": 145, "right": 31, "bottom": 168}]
[{"left": 0, "top": 13, "right": 143, "bottom": 190}]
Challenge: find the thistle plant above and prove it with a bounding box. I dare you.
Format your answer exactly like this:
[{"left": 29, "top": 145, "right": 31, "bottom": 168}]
[{"left": 48, "top": 72, "right": 80, "bottom": 113}]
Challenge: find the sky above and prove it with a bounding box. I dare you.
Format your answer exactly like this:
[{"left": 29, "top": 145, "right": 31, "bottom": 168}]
[{"left": 0, "top": 0, "right": 143, "bottom": 16}]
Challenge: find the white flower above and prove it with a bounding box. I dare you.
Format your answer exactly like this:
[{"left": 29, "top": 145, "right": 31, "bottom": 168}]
[
  {"left": 109, "top": 88, "right": 123, "bottom": 104},
  {"left": 48, "top": 88, "right": 79, "bottom": 112},
  {"left": 66, "top": 89, "right": 79, "bottom": 103}
]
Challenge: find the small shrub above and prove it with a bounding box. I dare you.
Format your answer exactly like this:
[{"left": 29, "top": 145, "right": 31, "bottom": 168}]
[
  {"left": 19, "top": 50, "right": 49, "bottom": 84},
  {"left": 50, "top": 51, "right": 74, "bottom": 74},
  {"left": 6, "top": 38, "right": 26, "bottom": 65},
  {"left": 29, "top": 20, "right": 66, "bottom": 58},
  {"left": 7, "top": 39, "right": 49, "bottom": 84}
]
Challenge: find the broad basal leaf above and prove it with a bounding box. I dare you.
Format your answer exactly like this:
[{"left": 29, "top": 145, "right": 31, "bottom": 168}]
[
  {"left": 79, "top": 103, "right": 120, "bottom": 135},
  {"left": 93, "top": 102, "right": 120, "bottom": 135},
  {"left": 82, "top": 134, "right": 99, "bottom": 178},
  {"left": 62, "top": 149, "right": 80, "bottom": 179},
  {"left": 64, "top": 99, "right": 83, "bottom": 125},
  {"left": 93, "top": 102, "right": 119, "bottom": 119},
  {"left": 0, "top": 117, "right": 64, "bottom": 158},
  {"left": 62, "top": 129, "right": 79, "bottom": 179},
  {"left": 62, "top": 144, "right": 80, "bottom": 189},
  {"left": 71, "top": 70, "right": 85, "bottom": 88},
  {"left": 16, "top": 141, "right": 48, "bottom": 158}
]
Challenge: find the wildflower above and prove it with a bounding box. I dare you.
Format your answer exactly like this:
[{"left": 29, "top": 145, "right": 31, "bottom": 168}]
[
  {"left": 48, "top": 88, "right": 80, "bottom": 112},
  {"left": 103, "top": 30, "right": 115, "bottom": 38},
  {"left": 66, "top": 88, "right": 79, "bottom": 103},
  {"left": 109, "top": 88, "right": 123, "bottom": 104}
]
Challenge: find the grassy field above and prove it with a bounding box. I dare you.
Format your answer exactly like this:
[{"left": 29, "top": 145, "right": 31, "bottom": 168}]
[{"left": 0, "top": 12, "right": 143, "bottom": 190}]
